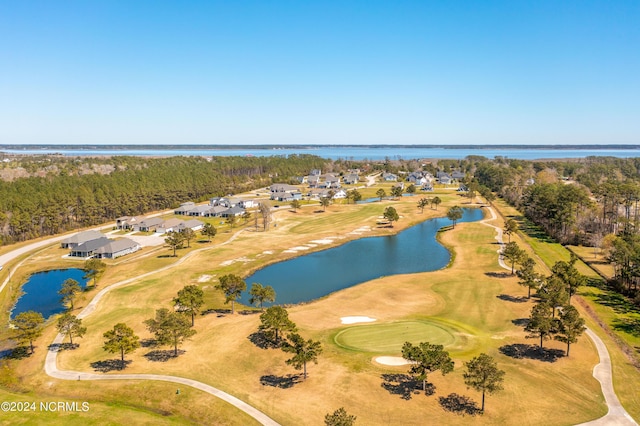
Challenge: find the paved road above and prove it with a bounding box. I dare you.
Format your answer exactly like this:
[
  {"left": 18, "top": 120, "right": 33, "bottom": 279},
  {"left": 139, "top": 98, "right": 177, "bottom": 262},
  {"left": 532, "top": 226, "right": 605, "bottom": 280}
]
[{"left": 482, "top": 206, "right": 637, "bottom": 426}]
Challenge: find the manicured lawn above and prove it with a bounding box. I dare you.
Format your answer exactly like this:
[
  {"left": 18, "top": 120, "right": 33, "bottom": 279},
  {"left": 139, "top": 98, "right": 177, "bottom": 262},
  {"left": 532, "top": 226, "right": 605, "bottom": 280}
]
[{"left": 334, "top": 320, "right": 457, "bottom": 353}]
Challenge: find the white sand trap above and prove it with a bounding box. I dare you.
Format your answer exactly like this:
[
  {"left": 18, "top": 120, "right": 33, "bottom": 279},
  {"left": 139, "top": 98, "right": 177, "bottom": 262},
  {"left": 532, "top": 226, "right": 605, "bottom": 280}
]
[
  {"left": 306, "top": 243, "right": 317, "bottom": 248},
  {"left": 340, "top": 316, "right": 377, "bottom": 324},
  {"left": 289, "top": 246, "right": 310, "bottom": 251},
  {"left": 311, "top": 238, "right": 334, "bottom": 244},
  {"left": 220, "top": 256, "right": 251, "bottom": 266},
  {"left": 262, "top": 250, "right": 273, "bottom": 254},
  {"left": 283, "top": 249, "right": 296, "bottom": 253},
  {"left": 198, "top": 274, "right": 212, "bottom": 283},
  {"left": 375, "top": 356, "right": 412, "bottom": 366}
]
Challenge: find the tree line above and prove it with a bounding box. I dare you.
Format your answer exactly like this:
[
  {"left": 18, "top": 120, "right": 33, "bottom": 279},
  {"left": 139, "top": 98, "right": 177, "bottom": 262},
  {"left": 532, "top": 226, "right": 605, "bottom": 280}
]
[{"left": 0, "top": 155, "right": 327, "bottom": 245}]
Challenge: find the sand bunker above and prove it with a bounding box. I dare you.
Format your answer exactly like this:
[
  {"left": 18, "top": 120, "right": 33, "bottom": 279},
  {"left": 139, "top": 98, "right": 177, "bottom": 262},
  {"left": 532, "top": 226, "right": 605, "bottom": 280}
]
[
  {"left": 374, "top": 356, "right": 412, "bottom": 366},
  {"left": 283, "top": 246, "right": 311, "bottom": 253},
  {"left": 310, "top": 238, "right": 334, "bottom": 244},
  {"left": 198, "top": 274, "right": 213, "bottom": 283},
  {"left": 340, "top": 316, "right": 377, "bottom": 324},
  {"left": 219, "top": 256, "right": 251, "bottom": 266}
]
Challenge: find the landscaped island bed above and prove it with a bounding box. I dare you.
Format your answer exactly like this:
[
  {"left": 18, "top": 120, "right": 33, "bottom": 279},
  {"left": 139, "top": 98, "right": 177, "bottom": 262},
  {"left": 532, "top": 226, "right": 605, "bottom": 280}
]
[{"left": 1, "top": 187, "right": 637, "bottom": 425}]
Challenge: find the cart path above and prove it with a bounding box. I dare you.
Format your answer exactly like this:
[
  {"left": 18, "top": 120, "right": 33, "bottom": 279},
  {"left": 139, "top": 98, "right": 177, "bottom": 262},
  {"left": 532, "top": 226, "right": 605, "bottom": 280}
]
[
  {"left": 34, "top": 228, "right": 280, "bottom": 426},
  {"left": 481, "top": 206, "right": 637, "bottom": 426}
]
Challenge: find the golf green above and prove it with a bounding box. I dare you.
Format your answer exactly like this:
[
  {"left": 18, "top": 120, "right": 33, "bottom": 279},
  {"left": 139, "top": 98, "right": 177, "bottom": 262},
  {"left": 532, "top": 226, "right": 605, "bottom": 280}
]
[{"left": 334, "top": 320, "right": 458, "bottom": 353}]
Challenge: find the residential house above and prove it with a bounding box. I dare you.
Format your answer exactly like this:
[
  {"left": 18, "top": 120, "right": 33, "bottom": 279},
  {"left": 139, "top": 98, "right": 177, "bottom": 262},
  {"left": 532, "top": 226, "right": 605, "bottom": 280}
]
[
  {"left": 174, "top": 202, "right": 196, "bottom": 215},
  {"left": 239, "top": 199, "right": 257, "bottom": 209},
  {"left": 308, "top": 189, "right": 347, "bottom": 200},
  {"left": 309, "top": 169, "right": 322, "bottom": 176},
  {"left": 307, "top": 175, "right": 321, "bottom": 188},
  {"left": 270, "top": 183, "right": 302, "bottom": 201},
  {"left": 324, "top": 174, "right": 341, "bottom": 188},
  {"left": 407, "top": 172, "right": 429, "bottom": 186},
  {"left": 115, "top": 216, "right": 139, "bottom": 230},
  {"left": 177, "top": 219, "right": 205, "bottom": 232},
  {"left": 204, "top": 206, "right": 228, "bottom": 217},
  {"left": 210, "top": 197, "right": 233, "bottom": 208},
  {"left": 69, "top": 237, "right": 110, "bottom": 258},
  {"left": 451, "top": 170, "right": 466, "bottom": 180},
  {"left": 61, "top": 230, "right": 106, "bottom": 249},
  {"left": 188, "top": 205, "right": 214, "bottom": 217},
  {"left": 94, "top": 238, "right": 141, "bottom": 259},
  {"left": 343, "top": 173, "right": 359, "bottom": 185},
  {"left": 220, "top": 206, "right": 245, "bottom": 218},
  {"left": 439, "top": 175, "right": 452, "bottom": 185},
  {"left": 157, "top": 218, "right": 183, "bottom": 233},
  {"left": 382, "top": 172, "right": 398, "bottom": 182},
  {"left": 331, "top": 189, "right": 347, "bottom": 199},
  {"left": 135, "top": 217, "right": 165, "bottom": 232}
]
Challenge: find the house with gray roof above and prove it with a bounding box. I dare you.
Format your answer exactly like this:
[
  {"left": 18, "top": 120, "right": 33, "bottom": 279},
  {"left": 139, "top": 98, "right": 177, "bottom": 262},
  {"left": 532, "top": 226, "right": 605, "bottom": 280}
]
[
  {"left": 69, "top": 237, "right": 111, "bottom": 258},
  {"left": 61, "top": 230, "right": 106, "bottom": 249},
  {"left": 270, "top": 183, "right": 302, "bottom": 201},
  {"left": 176, "top": 219, "right": 205, "bottom": 231},
  {"left": 188, "top": 205, "right": 214, "bottom": 217},
  {"left": 157, "top": 218, "right": 183, "bottom": 233},
  {"left": 175, "top": 202, "right": 196, "bottom": 215},
  {"left": 94, "top": 238, "right": 141, "bottom": 259},
  {"left": 451, "top": 170, "right": 466, "bottom": 180},
  {"left": 220, "top": 206, "right": 245, "bottom": 218},
  {"left": 382, "top": 172, "right": 398, "bottom": 182},
  {"left": 135, "top": 217, "right": 165, "bottom": 232},
  {"left": 115, "top": 216, "right": 139, "bottom": 230},
  {"left": 343, "top": 173, "right": 359, "bottom": 185},
  {"left": 204, "top": 206, "right": 228, "bottom": 217}
]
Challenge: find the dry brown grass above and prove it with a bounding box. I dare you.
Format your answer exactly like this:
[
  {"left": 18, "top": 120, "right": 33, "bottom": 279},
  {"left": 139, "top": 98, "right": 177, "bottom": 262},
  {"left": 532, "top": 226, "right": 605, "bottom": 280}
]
[{"left": 2, "top": 192, "right": 624, "bottom": 424}]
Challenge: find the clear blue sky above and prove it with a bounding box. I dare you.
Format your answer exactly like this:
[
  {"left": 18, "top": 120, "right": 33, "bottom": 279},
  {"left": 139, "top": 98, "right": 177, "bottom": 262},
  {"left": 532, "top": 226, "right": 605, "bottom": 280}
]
[{"left": 1, "top": 1, "right": 638, "bottom": 145}]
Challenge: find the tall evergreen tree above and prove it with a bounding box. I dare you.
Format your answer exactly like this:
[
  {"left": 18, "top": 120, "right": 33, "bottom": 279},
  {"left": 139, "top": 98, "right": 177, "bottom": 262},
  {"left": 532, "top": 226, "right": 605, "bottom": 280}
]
[
  {"left": 174, "top": 285, "right": 205, "bottom": 326},
  {"left": 463, "top": 353, "right": 505, "bottom": 412},
  {"left": 56, "top": 312, "right": 86, "bottom": 346},
  {"left": 58, "top": 278, "right": 82, "bottom": 309},
  {"left": 11, "top": 311, "right": 44, "bottom": 354},
  {"left": 282, "top": 333, "right": 322, "bottom": 379},
  {"left": 145, "top": 308, "right": 196, "bottom": 356},
  {"left": 401, "top": 341, "right": 454, "bottom": 392},
  {"left": 555, "top": 305, "right": 586, "bottom": 356},
  {"left": 103, "top": 323, "right": 140, "bottom": 363},
  {"left": 216, "top": 274, "right": 247, "bottom": 314}
]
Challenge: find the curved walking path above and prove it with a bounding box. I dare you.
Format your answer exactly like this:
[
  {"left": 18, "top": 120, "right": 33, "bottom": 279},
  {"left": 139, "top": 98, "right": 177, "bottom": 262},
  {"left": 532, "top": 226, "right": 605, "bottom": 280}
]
[
  {"left": 481, "top": 206, "right": 637, "bottom": 426},
  {"left": 0, "top": 227, "right": 279, "bottom": 426},
  {"left": 44, "top": 228, "right": 280, "bottom": 425}
]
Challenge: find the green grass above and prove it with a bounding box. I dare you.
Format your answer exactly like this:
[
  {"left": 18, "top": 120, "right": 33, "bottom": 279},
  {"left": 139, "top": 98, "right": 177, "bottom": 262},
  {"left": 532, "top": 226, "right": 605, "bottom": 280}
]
[{"left": 334, "top": 320, "right": 457, "bottom": 353}]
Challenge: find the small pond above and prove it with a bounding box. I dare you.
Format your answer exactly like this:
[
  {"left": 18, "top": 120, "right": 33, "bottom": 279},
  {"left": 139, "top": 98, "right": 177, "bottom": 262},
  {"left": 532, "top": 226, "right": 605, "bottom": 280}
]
[
  {"left": 11, "top": 269, "right": 89, "bottom": 319},
  {"left": 241, "top": 208, "right": 483, "bottom": 306}
]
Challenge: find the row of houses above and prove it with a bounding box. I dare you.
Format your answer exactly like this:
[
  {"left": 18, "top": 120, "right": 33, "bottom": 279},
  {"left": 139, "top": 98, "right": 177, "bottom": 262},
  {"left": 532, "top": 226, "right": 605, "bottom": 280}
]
[
  {"left": 173, "top": 198, "right": 256, "bottom": 218},
  {"left": 382, "top": 170, "right": 466, "bottom": 186},
  {"left": 294, "top": 169, "right": 362, "bottom": 188},
  {"left": 116, "top": 216, "right": 205, "bottom": 233},
  {"left": 61, "top": 231, "right": 141, "bottom": 259}
]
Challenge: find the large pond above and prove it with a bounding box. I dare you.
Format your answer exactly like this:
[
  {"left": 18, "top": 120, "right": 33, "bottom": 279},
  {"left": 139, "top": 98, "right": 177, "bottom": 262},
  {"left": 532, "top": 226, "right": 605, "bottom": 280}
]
[
  {"left": 241, "top": 208, "right": 484, "bottom": 306},
  {"left": 11, "top": 269, "right": 89, "bottom": 319}
]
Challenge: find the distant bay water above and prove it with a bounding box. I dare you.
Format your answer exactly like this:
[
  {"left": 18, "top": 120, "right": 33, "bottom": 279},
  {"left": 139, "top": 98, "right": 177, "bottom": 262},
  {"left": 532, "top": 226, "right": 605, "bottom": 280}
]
[{"left": 1, "top": 145, "right": 639, "bottom": 160}]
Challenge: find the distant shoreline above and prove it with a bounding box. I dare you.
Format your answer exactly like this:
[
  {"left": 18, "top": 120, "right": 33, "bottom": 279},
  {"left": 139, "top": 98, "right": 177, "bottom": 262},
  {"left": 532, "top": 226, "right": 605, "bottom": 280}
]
[{"left": 1, "top": 143, "right": 640, "bottom": 151}]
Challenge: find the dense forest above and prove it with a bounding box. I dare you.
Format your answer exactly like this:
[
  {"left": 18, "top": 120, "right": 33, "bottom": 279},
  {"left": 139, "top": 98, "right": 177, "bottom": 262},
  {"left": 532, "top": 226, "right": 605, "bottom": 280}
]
[{"left": 0, "top": 155, "right": 327, "bottom": 245}]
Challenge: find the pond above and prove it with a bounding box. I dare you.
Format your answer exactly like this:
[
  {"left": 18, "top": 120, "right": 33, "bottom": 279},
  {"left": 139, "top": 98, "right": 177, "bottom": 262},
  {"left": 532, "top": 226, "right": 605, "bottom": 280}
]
[
  {"left": 11, "top": 269, "right": 90, "bottom": 319},
  {"left": 241, "top": 208, "right": 484, "bottom": 306}
]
